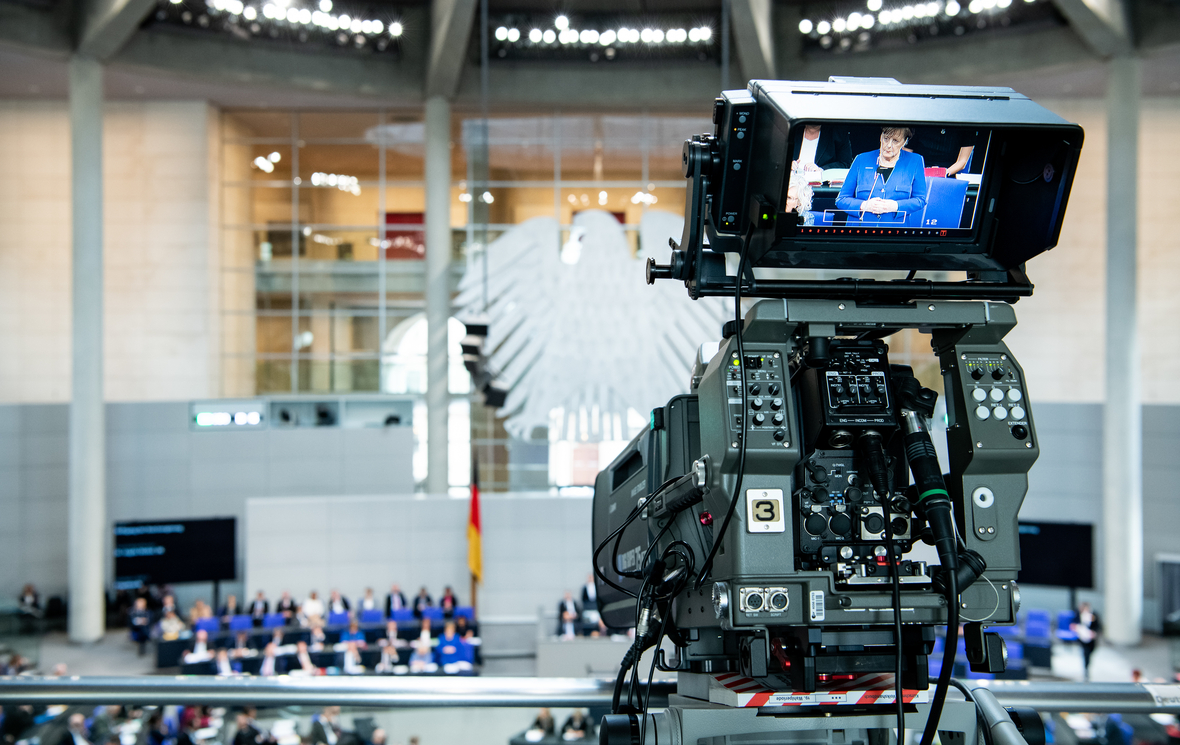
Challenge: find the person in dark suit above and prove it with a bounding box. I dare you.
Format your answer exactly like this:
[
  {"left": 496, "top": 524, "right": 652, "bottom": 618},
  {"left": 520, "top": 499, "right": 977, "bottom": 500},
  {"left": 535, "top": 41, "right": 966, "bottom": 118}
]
[
  {"left": 557, "top": 591, "right": 580, "bottom": 638},
  {"left": 1070, "top": 602, "right": 1103, "bottom": 680},
  {"left": 791, "top": 124, "right": 853, "bottom": 174},
  {"left": 411, "top": 587, "right": 433, "bottom": 619},
  {"left": 218, "top": 595, "right": 240, "bottom": 625},
  {"left": 385, "top": 585, "right": 408, "bottom": 616},
  {"left": 232, "top": 708, "right": 271, "bottom": 745},
  {"left": 327, "top": 590, "right": 350, "bottom": 616},
  {"left": 307, "top": 707, "right": 342, "bottom": 745},
  {"left": 248, "top": 592, "right": 269, "bottom": 626},
  {"left": 439, "top": 586, "right": 459, "bottom": 618},
  {"left": 275, "top": 591, "right": 298, "bottom": 620},
  {"left": 836, "top": 126, "right": 928, "bottom": 227},
  {"left": 129, "top": 597, "right": 152, "bottom": 656}
]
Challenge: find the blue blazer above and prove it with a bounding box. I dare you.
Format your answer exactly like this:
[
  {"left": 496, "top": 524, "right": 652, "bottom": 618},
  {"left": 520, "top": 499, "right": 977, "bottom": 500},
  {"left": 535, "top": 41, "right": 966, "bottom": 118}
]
[{"left": 835, "top": 149, "right": 928, "bottom": 226}]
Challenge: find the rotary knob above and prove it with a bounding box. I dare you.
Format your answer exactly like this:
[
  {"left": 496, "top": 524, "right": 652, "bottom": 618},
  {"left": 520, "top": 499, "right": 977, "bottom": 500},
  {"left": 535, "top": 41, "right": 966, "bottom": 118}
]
[
  {"left": 771, "top": 398, "right": 783, "bottom": 410},
  {"left": 772, "top": 413, "right": 784, "bottom": 426},
  {"left": 751, "top": 397, "right": 764, "bottom": 410},
  {"left": 753, "top": 413, "right": 766, "bottom": 426},
  {"left": 749, "top": 383, "right": 761, "bottom": 395},
  {"left": 768, "top": 383, "right": 781, "bottom": 395}
]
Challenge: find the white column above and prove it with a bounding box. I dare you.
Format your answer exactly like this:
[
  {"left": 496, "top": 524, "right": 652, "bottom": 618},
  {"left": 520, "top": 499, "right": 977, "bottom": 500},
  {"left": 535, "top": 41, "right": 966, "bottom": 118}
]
[
  {"left": 69, "top": 56, "right": 107, "bottom": 644},
  {"left": 425, "top": 96, "right": 451, "bottom": 495},
  {"left": 1103, "top": 54, "right": 1142, "bottom": 646}
]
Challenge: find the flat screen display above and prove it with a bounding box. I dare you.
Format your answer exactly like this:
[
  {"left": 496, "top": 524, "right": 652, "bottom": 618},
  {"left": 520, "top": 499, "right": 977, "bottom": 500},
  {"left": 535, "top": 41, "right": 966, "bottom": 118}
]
[
  {"left": 784, "top": 122, "right": 992, "bottom": 239},
  {"left": 1017, "top": 521, "right": 1093, "bottom": 589},
  {"left": 114, "top": 518, "right": 236, "bottom": 587}
]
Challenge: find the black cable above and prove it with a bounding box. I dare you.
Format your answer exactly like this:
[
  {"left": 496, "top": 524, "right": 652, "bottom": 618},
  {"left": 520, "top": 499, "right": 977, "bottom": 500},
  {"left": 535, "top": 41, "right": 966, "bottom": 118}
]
[
  {"left": 640, "top": 608, "right": 671, "bottom": 745},
  {"left": 919, "top": 568, "right": 960, "bottom": 745},
  {"left": 694, "top": 227, "right": 754, "bottom": 590},
  {"left": 882, "top": 498, "right": 906, "bottom": 744},
  {"left": 593, "top": 504, "right": 644, "bottom": 597}
]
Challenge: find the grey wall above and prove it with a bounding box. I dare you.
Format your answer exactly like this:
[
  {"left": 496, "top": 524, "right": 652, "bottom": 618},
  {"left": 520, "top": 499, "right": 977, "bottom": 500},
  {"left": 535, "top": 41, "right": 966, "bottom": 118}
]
[
  {"left": 0, "top": 401, "right": 413, "bottom": 609},
  {"left": 245, "top": 494, "right": 591, "bottom": 620},
  {"left": 2, "top": 401, "right": 1177, "bottom": 630}
]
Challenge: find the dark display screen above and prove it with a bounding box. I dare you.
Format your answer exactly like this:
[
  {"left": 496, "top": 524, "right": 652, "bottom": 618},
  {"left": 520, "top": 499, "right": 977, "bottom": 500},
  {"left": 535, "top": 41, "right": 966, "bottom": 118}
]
[
  {"left": 1017, "top": 521, "right": 1094, "bottom": 589},
  {"left": 114, "top": 518, "right": 236, "bottom": 587},
  {"left": 784, "top": 122, "right": 992, "bottom": 239}
]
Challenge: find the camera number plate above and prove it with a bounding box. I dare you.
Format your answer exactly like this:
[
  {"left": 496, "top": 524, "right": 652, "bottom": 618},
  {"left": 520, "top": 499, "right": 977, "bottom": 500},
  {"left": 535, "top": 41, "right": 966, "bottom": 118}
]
[{"left": 746, "top": 489, "right": 785, "bottom": 533}]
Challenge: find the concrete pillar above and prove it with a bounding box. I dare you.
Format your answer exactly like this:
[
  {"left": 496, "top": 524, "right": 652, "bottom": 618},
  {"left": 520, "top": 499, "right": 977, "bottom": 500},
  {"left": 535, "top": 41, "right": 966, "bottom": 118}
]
[
  {"left": 68, "top": 56, "right": 106, "bottom": 644},
  {"left": 425, "top": 96, "right": 451, "bottom": 494},
  {"left": 1103, "top": 54, "right": 1142, "bottom": 646}
]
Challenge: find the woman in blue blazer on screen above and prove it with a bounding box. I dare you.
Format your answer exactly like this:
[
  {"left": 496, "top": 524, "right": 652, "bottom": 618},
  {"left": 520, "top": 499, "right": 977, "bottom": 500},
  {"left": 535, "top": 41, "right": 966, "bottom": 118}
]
[{"left": 836, "top": 126, "right": 928, "bottom": 226}]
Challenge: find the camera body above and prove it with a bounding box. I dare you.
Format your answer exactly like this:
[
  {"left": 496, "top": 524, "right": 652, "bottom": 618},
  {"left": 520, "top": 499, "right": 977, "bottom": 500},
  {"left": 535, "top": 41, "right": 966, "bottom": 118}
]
[{"left": 594, "top": 78, "right": 1081, "bottom": 695}]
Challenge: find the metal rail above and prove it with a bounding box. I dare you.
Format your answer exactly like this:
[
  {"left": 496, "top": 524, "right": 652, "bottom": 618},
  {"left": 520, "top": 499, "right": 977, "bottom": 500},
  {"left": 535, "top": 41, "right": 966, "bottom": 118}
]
[{"left": 0, "top": 677, "right": 1177, "bottom": 714}]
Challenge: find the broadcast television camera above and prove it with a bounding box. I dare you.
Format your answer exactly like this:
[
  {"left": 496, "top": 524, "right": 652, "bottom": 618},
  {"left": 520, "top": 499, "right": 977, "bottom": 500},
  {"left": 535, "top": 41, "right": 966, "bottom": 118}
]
[{"left": 591, "top": 78, "right": 1083, "bottom": 745}]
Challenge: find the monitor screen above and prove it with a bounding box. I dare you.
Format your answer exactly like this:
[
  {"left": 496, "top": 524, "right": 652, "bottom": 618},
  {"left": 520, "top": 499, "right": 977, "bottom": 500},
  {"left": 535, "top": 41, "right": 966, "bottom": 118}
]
[
  {"left": 784, "top": 122, "right": 992, "bottom": 239},
  {"left": 1016, "top": 521, "right": 1094, "bottom": 589},
  {"left": 114, "top": 518, "right": 236, "bottom": 587}
]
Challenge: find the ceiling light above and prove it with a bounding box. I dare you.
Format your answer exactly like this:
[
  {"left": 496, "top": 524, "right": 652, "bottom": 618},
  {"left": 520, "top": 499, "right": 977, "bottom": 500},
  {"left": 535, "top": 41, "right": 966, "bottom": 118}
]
[
  {"left": 559, "top": 28, "right": 577, "bottom": 43},
  {"left": 459, "top": 193, "right": 473, "bottom": 202},
  {"left": 529, "top": 28, "right": 542, "bottom": 41},
  {"left": 598, "top": 191, "right": 608, "bottom": 205},
  {"left": 699, "top": 26, "right": 712, "bottom": 40},
  {"left": 253, "top": 156, "right": 274, "bottom": 173},
  {"left": 599, "top": 29, "right": 616, "bottom": 44},
  {"left": 640, "top": 28, "right": 653, "bottom": 42},
  {"left": 868, "top": 0, "right": 884, "bottom": 9},
  {"left": 481, "top": 191, "right": 494, "bottom": 204},
  {"left": 242, "top": 5, "right": 255, "bottom": 17},
  {"left": 997, "top": 0, "right": 1011, "bottom": 7},
  {"left": 799, "top": 18, "right": 814, "bottom": 32},
  {"left": 689, "top": 27, "right": 701, "bottom": 40},
  {"left": 968, "top": 0, "right": 982, "bottom": 12},
  {"left": 555, "top": 14, "right": 568, "bottom": 29},
  {"left": 832, "top": 17, "right": 847, "bottom": 31},
  {"left": 580, "top": 29, "right": 598, "bottom": 43},
  {"left": 495, "top": 26, "right": 508, "bottom": 40},
  {"left": 543, "top": 29, "right": 556, "bottom": 42},
  {"left": 849, "top": 12, "right": 863, "bottom": 28},
  {"left": 816, "top": 19, "right": 831, "bottom": 33},
  {"left": 389, "top": 21, "right": 402, "bottom": 35},
  {"left": 507, "top": 27, "right": 519, "bottom": 41},
  {"left": 285, "top": 7, "right": 296, "bottom": 21},
  {"left": 317, "top": 0, "right": 330, "bottom": 9},
  {"left": 946, "top": 0, "right": 961, "bottom": 12}
]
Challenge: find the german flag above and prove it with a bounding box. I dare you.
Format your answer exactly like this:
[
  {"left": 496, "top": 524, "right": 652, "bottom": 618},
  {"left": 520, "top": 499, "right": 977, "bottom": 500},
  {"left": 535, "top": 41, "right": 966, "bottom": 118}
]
[{"left": 468, "top": 457, "right": 482, "bottom": 584}]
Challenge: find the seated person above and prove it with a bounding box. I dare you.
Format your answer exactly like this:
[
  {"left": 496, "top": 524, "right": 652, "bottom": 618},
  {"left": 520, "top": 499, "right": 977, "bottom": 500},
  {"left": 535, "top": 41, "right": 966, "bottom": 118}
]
[
  {"left": 412, "top": 587, "right": 433, "bottom": 618},
  {"left": 159, "top": 610, "right": 186, "bottom": 641},
  {"left": 835, "top": 126, "right": 928, "bottom": 226},
  {"left": 160, "top": 594, "right": 179, "bottom": 618},
  {"left": 417, "top": 617, "right": 434, "bottom": 640},
  {"left": 292, "top": 640, "right": 318, "bottom": 675},
  {"left": 374, "top": 645, "right": 404, "bottom": 674},
  {"left": 228, "top": 631, "right": 254, "bottom": 657},
  {"left": 327, "top": 589, "right": 350, "bottom": 616},
  {"left": 258, "top": 642, "right": 280, "bottom": 676},
  {"left": 385, "top": 584, "right": 408, "bottom": 615},
  {"left": 342, "top": 641, "right": 365, "bottom": 675},
  {"left": 275, "top": 591, "right": 298, "bottom": 620},
  {"left": 377, "top": 620, "right": 405, "bottom": 648},
  {"left": 358, "top": 588, "right": 379, "bottom": 612},
  {"left": 129, "top": 597, "right": 152, "bottom": 655},
  {"left": 562, "top": 710, "right": 593, "bottom": 741},
  {"left": 791, "top": 123, "right": 853, "bottom": 175},
  {"left": 454, "top": 616, "right": 474, "bottom": 640},
  {"left": 218, "top": 594, "right": 240, "bottom": 625},
  {"left": 183, "top": 629, "right": 213, "bottom": 663},
  {"left": 338, "top": 619, "right": 366, "bottom": 647},
  {"left": 439, "top": 587, "right": 459, "bottom": 618},
  {"left": 268, "top": 628, "right": 287, "bottom": 650},
  {"left": 249, "top": 591, "right": 269, "bottom": 626},
  {"left": 408, "top": 636, "right": 437, "bottom": 673},
  {"left": 214, "top": 648, "right": 241, "bottom": 676},
  {"left": 906, "top": 126, "right": 974, "bottom": 177},
  {"left": 557, "top": 591, "right": 580, "bottom": 639},
  {"left": 528, "top": 709, "right": 556, "bottom": 738},
  {"left": 301, "top": 591, "right": 325, "bottom": 623},
  {"left": 309, "top": 621, "right": 327, "bottom": 652},
  {"left": 435, "top": 621, "right": 472, "bottom": 673},
  {"left": 783, "top": 168, "right": 816, "bottom": 226}
]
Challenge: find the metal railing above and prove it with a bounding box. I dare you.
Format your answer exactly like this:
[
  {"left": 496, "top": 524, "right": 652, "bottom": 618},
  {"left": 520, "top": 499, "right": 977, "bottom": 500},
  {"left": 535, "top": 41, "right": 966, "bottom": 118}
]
[{"left": 0, "top": 677, "right": 1178, "bottom": 714}]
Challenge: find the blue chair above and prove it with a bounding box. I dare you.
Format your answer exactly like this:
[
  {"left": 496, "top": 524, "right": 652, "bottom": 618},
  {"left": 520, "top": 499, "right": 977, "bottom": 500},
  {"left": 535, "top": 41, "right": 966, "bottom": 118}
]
[
  {"left": 1025, "top": 609, "right": 1052, "bottom": 640},
  {"left": 1056, "top": 610, "right": 1078, "bottom": 642},
  {"left": 1023, "top": 609, "right": 1054, "bottom": 668},
  {"left": 263, "top": 613, "right": 286, "bottom": 629},
  {"left": 422, "top": 607, "right": 443, "bottom": 622},
  {"left": 455, "top": 606, "right": 475, "bottom": 622},
  {"left": 228, "top": 614, "right": 253, "bottom": 631},
  {"left": 392, "top": 609, "right": 414, "bottom": 623},
  {"left": 920, "top": 176, "right": 969, "bottom": 230},
  {"left": 360, "top": 609, "right": 383, "bottom": 624},
  {"left": 194, "top": 617, "right": 219, "bottom": 633},
  {"left": 327, "top": 611, "right": 350, "bottom": 627}
]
